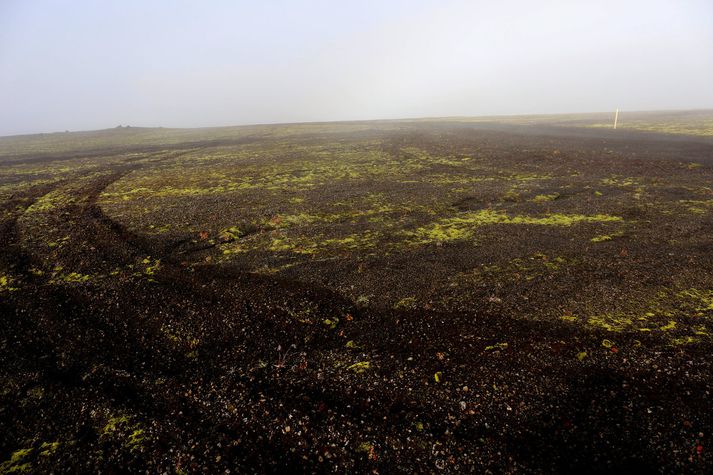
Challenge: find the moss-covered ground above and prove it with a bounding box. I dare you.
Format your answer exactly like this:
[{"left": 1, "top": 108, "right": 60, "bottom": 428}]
[{"left": 1, "top": 112, "right": 712, "bottom": 472}]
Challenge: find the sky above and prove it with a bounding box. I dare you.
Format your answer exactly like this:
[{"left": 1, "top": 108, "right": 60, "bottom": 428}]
[{"left": 1, "top": 0, "right": 712, "bottom": 136}]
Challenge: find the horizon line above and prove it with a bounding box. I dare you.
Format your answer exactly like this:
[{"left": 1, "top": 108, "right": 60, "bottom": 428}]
[{"left": 2, "top": 107, "right": 713, "bottom": 140}]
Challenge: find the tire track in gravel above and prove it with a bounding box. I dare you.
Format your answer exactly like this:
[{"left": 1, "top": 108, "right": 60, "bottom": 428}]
[
  {"left": 76, "top": 166, "right": 706, "bottom": 472},
  {"left": 3, "top": 144, "right": 712, "bottom": 472}
]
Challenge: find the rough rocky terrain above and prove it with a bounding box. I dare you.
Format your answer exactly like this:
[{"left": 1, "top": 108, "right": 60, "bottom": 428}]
[{"left": 1, "top": 114, "right": 712, "bottom": 473}]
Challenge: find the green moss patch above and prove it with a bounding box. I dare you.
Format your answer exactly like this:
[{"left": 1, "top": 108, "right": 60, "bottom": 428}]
[{"left": 407, "top": 210, "right": 622, "bottom": 244}]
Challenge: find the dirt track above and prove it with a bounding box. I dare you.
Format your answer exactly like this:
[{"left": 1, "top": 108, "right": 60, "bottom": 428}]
[{"left": 1, "top": 121, "right": 712, "bottom": 473}]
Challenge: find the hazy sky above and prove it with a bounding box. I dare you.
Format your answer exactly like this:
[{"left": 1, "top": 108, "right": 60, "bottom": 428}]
[{"left": 1, "top": 0, "right": 712, "bottom": 135}]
